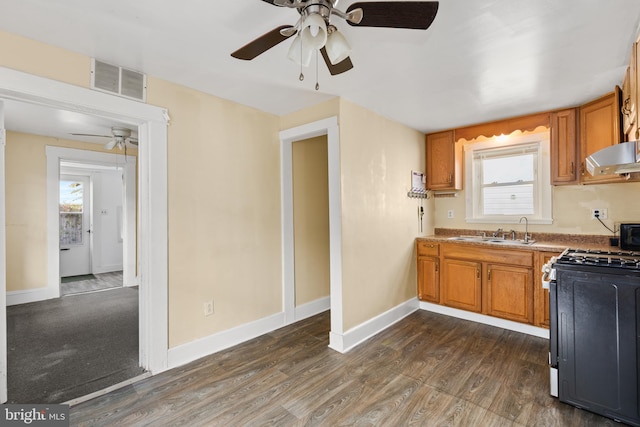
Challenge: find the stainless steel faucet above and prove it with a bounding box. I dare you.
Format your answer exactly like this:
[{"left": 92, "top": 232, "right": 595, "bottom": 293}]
[
  {"left": 519, "top": 217, "right": 531, "bottom": 242},
  {"left": 492, "top": 227, "right": 503, "bottom": 238}
]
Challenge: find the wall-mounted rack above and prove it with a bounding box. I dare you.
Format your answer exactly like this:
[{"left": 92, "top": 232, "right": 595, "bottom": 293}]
[{"left": 408, "top": 190, "right": 429, "bottom": 199}]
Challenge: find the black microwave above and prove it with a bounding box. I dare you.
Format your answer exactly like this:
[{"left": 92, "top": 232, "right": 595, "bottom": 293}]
[{"left": 620, "top": 223, "right": 640, "bottom": 251}]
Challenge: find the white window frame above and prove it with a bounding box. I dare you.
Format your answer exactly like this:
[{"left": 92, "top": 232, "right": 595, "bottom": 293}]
[{"left": 464, "top": 132, "right": 553, "bottom": 224}]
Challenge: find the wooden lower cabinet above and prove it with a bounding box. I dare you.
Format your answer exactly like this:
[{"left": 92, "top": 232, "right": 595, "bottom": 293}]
[
  {"left": 417, "top": 256, "right": 439, "bottom": 302},
  {"left": 442, "top": 259, "right": 481, "bottom": 312},
  {"left": 485, "top": 263, "right": 534, "bottom": 323},
  {"left": 418, "top": 241, "right": 544, "bottom": 327},
  {"left": 416, "top": 241, "right": 440, "bottom": 303}
]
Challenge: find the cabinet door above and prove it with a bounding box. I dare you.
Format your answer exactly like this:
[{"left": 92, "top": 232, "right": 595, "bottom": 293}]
[
  {"left": 426, "top": 130, "right": 461, "bottom": 190},
  {"left": 550, "top": 109, "right": 578, "bottom": 185},
  {"left": 579, "top": 88, "right": 623, "bottom": 184},
  {"left": 417, "top": 256, "right": 439, "bottom": 303},
  {"left": 442, "top": 259, "right": 481, "bottom": 312},
  {"left": 485, "top": 264, "right": 534, "bottom": 323}
]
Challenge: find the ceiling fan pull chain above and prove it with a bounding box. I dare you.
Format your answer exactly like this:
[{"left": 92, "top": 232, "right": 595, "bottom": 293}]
[
  {"left": 299, "top": 33, "right": 305, "bottom": 81},
  {"left": 315, "top": 50, "right": 320, "bottom": 91}
]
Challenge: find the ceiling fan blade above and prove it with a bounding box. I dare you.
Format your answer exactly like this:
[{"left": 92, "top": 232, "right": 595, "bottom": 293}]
[
  {"left": 71, "top": 133, "right": 111, "bottom": 138},
  {"left": 104, "top": 139, "right": 118, "bottom": 150},
  {"left": 346, "top": 1, "right": 439, "bottom": 30},
  {"left": 231, "top": 26, "right": 295, "bottom": 60},
  {"left": 320, "top": 47, "right": 354, "bottom": 76}
]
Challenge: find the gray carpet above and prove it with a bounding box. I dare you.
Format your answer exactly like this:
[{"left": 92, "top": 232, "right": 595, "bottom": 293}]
[{"left": 7, "top": 286, "right": 144, "bottom": 404}]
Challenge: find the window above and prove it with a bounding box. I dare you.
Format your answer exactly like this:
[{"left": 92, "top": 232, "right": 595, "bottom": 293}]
[
  {"left": 60, "top": 180, "right": 84, "bottom": 245},
  {"left": 465, "top": 132, "right": 552, "bottom": 224}
]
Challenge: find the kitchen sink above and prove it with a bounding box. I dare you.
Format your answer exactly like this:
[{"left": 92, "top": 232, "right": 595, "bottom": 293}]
[{"left": 447, "top": 236, "right": 535, "bottom": 245}]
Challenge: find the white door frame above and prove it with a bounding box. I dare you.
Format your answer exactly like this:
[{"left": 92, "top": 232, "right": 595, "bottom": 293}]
[
  {"left": 0, "top": 100, "right": 7, "bottom": 403},
  {"left": 279, "top": 116, "right": 346, "bottom": 351},
  {"left": 52, "top": 151, "right": 137, "bottom": 290},
  {"left": 0, "top": 66, "right": 169, "bottom": 402}
]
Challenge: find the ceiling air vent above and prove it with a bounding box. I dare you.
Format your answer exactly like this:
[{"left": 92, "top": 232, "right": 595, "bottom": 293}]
[{"left": 91, "top": 59, "right": 147, "bottom": 102}]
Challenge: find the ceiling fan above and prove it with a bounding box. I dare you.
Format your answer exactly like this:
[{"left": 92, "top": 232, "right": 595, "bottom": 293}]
[
  {"left": 231, "top": 1, "right": 439, "bottom": 76},
  {"left": 71, "top": 127, "right": 138, "bottom": 150}
]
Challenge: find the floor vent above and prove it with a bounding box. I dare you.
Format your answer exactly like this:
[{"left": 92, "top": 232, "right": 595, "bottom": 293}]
[{"left": 91, "top": 59, "right": 147, "bottom": 102}]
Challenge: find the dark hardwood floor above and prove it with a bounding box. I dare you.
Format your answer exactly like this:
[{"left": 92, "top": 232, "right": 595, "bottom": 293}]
[{"left": 71, "top": 310, "right": 623, "bottom": 426}]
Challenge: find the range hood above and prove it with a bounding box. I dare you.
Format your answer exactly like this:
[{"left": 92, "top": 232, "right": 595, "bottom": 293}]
[{"left": 586, "top": 141, "right": 640, "bottom": 176}]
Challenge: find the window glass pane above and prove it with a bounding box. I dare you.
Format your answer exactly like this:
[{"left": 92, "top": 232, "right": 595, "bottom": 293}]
[
  {"left": 483, "top": 184, "right": 534, "bottom": 215},
  {"left": 482, "top": 154, "right": 534, "bottom": 184},
  {"left": 60, "top": 213, "right": 83, "bottom": 245},
  {"left": 60, "top": 180, "right": 83, "bottom": 213},
  {"left": 60, "top": 180, "right": 83, "bottom": 245}
]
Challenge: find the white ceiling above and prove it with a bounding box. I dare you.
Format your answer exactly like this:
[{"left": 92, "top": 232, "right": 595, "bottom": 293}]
[{"left": 1, "top": 0, "right": 640, "bottom": 138}]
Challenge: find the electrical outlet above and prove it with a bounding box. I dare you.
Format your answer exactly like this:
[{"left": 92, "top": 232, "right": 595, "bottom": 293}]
[
  {"left": 591, "top": 208, "right": 608, "bottom": 220},
  {"left": 203, "top": 300, "right": 214, "bottom": 317},
  {"left": 447, "top": 210, "right": 454, "bottom": 219}
]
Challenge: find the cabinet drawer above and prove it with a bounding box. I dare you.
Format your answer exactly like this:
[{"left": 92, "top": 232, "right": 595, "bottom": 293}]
[
  {"left": 417, "top": 241, "right": 439, "bottom": 256},
  {"left": 442, "top": 243, "right": 533, "bottom": 267}
]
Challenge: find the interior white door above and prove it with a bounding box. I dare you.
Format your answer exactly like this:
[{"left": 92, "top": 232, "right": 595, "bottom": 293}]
[
  {"left": 59, "top": 174, "right": 92, "bottom": 277},
  {"left": 0, "top": 99, "right": 7, "bottom": 403}
]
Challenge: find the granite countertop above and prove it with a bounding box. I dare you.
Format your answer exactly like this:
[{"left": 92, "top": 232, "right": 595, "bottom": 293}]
[{"left": 417, "top": 228, "right": 618, "bottom": 253}]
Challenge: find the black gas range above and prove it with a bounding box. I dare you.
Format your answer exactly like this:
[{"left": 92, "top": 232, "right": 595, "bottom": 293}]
[
  {"left": 553, "top": 248, "right": 640, "bottom": 270},
  {"left": 545, "top": 247, "right": 640, "bottom": 426}
]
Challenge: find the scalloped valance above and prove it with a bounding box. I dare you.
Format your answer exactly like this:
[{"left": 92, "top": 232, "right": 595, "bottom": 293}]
[{"left": 454, "top": 112, "right": 551, "bottom": 142}]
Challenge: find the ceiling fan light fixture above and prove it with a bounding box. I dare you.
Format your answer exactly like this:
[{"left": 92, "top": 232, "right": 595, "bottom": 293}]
[
  {"left": 287, "top": 34, "right": 313, "bottom": 67},
  {"left": 300, "top": 12, "right": 327, "bottom": 51},
  {"left": 326, "top": 28, "right": 351, "bottom": 65},
  {"left": 346, "top": 8, "right": 363, "bottom": 25}
]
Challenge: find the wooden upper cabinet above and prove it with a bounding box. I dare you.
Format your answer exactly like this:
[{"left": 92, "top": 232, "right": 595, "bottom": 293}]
[
  {"left": 622, "top": 64, "right": 636, "bottom": 140},
  {"left": 550, "top": 108, "right": 578, "bottom": 185},
  {"left": 579, "top": 87, "right": 624, "bottom": 184},
  {"left": 426, "top": 130, "right": 462, "bottom": 190}
]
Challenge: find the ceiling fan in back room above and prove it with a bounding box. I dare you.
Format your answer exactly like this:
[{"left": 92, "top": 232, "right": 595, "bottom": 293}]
[
  {"left": 231, "top": 1, "right": 439, "bottom": 88},
  {"left": 71, "top": 127, "right": 138, "bottom": 151}
]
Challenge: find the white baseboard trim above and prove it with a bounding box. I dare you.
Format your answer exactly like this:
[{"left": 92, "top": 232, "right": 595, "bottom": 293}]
[
  {"left": 7, "top": 287, "right": 58, "bottom": 306},
  {"left": 167, "top": 312, "right": 286, "bottom": 369},
  {"left": 329, "top": 298, "right": 420, "bottom": 354},
  {"left": 419, "top": 301, "right": 549, "bottom": 339},
  {"left": 295, "top": 296, "right": 330, "bottom": 321}
]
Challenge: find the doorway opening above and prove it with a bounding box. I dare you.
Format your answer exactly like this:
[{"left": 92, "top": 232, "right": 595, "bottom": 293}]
[{"left": 0, "top": 65, "right": 169, "bottom": 404}]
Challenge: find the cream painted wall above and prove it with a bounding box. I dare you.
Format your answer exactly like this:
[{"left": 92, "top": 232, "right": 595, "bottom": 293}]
[
  {"left": 292, "top": 135, "right": 330, "bottom": 306},
  {"left": 338, "top": 99, "right": 428, "bottom": 331},
  {"left": 0, "top": 30, "right": 89, "bottom": 88},
  {"left": 5, "top": 131, "right": 132, "bottom": 291},
  {"left": 279, "top": 98, "right": 340, "bottom": 130},
  {"left": 145, "top": 77, "right": 283, "bottom": 348}
]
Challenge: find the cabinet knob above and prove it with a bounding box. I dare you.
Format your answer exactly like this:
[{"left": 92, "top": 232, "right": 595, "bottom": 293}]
[
  {"left": 488, "top": 269, "right": 492, "bottom": 281},
  {"left": 570, "top": 162, "right": 575, "bottom": 175},
  {"left": 476, "top": 269, "right": 480, "bottom": 280}
]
